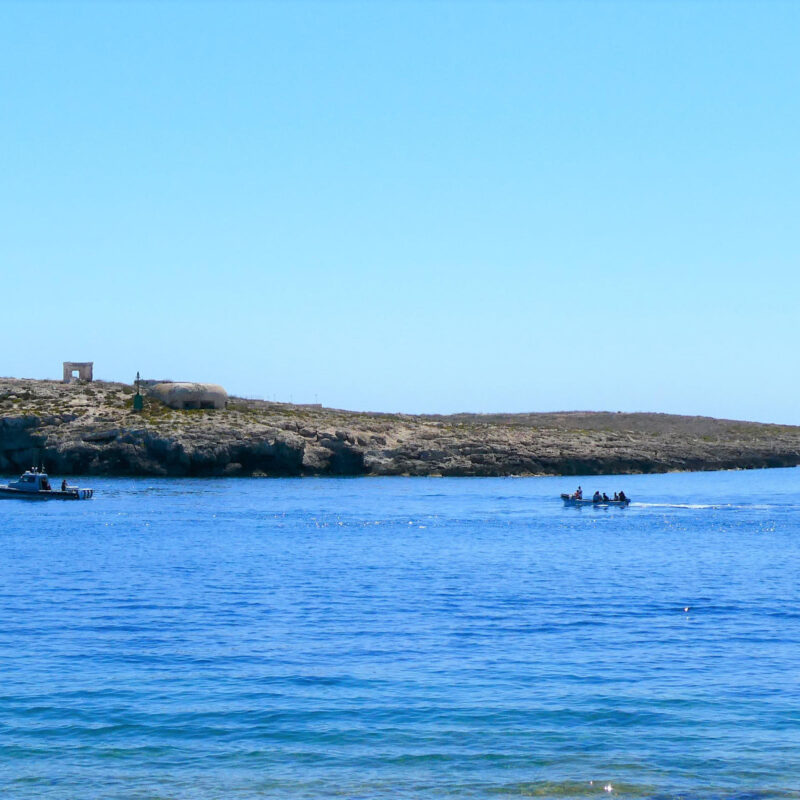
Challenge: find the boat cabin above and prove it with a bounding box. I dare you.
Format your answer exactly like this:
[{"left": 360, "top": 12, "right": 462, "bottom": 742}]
[{"left": 9, "top": 471, "right": 53, "bottom": 493}]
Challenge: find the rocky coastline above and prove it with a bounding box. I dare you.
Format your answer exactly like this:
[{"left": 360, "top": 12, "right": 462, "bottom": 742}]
[{"left": 2, "top": 378, "right": 800, "bottom": 478}]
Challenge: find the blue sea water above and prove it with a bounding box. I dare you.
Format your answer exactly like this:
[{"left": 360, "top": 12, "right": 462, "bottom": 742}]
[{"left": 1, "top": 468, "right": 799, "bottom": 799}]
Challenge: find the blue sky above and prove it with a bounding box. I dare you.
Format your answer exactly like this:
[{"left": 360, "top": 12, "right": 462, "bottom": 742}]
[{"left": 2, "top": 1, "right": 798, "bottom": 421}]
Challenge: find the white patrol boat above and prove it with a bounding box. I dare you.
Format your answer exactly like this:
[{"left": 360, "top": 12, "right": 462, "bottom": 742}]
[{"left": 0, "top": 469, "right": 94, "bottom": 500}]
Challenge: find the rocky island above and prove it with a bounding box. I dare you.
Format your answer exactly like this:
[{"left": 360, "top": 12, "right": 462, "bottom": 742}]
[{"left": 2, "top": 377, "right": 800, "bottom": 477}]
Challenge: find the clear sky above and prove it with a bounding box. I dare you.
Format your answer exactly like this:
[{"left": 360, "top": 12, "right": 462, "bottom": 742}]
[{"left": 2, "top": 1, "right": 798, "bottom": 422}]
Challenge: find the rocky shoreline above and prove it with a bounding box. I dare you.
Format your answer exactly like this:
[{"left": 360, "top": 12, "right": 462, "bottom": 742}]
[{"left": 2, "top": 378, "right": 800, "bottom": 478}]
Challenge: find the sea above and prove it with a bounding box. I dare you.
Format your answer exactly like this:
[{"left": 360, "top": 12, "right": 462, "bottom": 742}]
[{"left": 1, "top": 468, "right": 799, "bottom": 800}]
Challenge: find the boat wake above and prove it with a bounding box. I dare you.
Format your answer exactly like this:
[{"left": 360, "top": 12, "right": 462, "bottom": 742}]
[{"left": 633, "top": 502, "right": 775, "bottom": 510}]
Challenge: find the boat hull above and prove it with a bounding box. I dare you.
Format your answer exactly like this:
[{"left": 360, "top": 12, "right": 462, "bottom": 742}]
[
  {"left": 0, "top": 487, "right": 93, "bottom": 500},
  {"left": 560, "top": 494, "right": 629, "bottom": 507}
]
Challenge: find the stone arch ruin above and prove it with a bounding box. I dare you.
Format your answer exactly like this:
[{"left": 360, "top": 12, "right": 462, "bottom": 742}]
[{"left": 63, "top": 362, "right": 93, "bottom": 383}]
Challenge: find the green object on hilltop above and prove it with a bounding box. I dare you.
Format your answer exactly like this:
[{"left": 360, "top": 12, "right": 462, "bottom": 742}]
[{"left": 133, "top": 371, "right": 144, "bottom": 412}]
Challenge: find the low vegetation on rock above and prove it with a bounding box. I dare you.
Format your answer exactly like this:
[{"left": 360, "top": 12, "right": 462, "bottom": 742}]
[{"left": 1, "top": 378, "right": 800, "bottom": 477}]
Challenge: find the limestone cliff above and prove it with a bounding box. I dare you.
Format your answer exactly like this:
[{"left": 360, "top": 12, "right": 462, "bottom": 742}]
[{"left": 2, "top": 378, "right": 800, "bottom": 477}]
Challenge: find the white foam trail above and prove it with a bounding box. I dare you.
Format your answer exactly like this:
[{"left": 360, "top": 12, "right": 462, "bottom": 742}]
[
  {"left": 634, "top": 502, "right": 780, "bottom": 510},
  {"left": 634, "top": 502, "right": 731, "bottom": 509}
]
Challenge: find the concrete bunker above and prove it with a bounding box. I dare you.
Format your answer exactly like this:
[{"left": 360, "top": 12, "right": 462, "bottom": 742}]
[
  {"left": 148, "top": 382, "right": 228, "bottom": 410},
  {"left": 63, "top": 362, "right": 93, "bottom": 383}
]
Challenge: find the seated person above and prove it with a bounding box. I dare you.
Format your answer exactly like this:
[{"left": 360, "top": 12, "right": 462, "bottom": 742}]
[
  {"left": 602, "top": 492, "right": 609, "bottom": 501},
  {"left": 592, "top": 491, "right": 602, "bottom": 503},
  {"left": 574, "top": 486, "right": 583, "bottom": 499},
  {"left": 618, "top": 490, "right": 627, "bottom": 501}
]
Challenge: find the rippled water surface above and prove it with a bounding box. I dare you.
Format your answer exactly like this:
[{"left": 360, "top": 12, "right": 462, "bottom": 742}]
[{"left": 2, "top": 469, "right": 799, "bottom": 799}]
